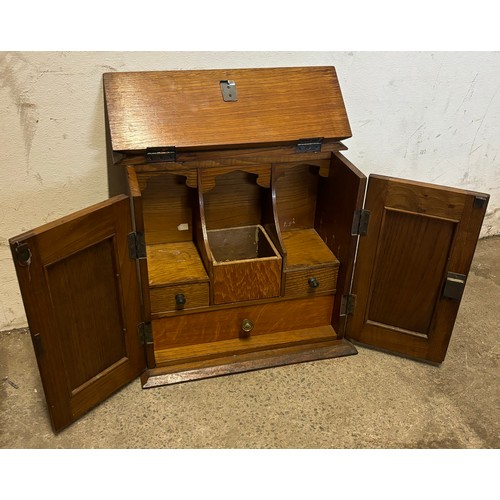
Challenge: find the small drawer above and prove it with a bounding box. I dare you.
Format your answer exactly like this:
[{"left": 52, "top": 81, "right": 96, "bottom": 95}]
[
  {"left": 285, "top": 265, "right": 338, "bottom": 298},
  {"left": 150, "top": 282, "right": 209, "bottom": 314}
]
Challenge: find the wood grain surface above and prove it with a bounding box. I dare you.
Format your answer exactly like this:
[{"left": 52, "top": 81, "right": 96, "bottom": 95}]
[
  {"left": 200, "top": 165, "right": 271, "bottom": 193},
  {"left": 202, "top": 170, "right": 265, "bottom": 230},
  {"left": 207, "top": 224, "right": 282, "bottom": 304},
  {"left": 152, "top": 295, "right": 334, "bottom": 352},
  {"left": 212, "top": 257, "right": 282, "bottom": 304},
  {"left": 119, "top": 141, "right": 347, "bottom": 166},
  {"left": 144, "top": 337, "right": 357, "bottom": 388},
  {"left": 154, "top": 325, "right": 338, "bottom": 366},
  {"left": 127, "top": 166, "right": 152, "bottom": 327},
  {"left": 275, "top": 164, "right": 320, "bottom": 231},
  {"left": 146, "top": 241, "right": 208, "bottom": 287},
  {"left": 137, "top": 171, "right": 195, "bottom": 245},
  {"left": 285, "top": 267, "right": 338, "bottom": 298},
  {"left": 104, "top": 67, "right": 351, "bottom": 151},
  {"left": 150, "top": 282, "right": 210, "bottom": 314},
  {"left": 281, "top": 228, "right": 339, "bottom": 269},
  {"left": 315, "top": 153, "right": 367, "bottom": 335}
]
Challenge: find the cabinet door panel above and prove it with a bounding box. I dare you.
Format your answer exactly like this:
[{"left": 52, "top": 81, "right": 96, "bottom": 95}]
[
  {"left": 10, "top": 195, "right": 145, "bottom": 431},
  {"left": 347, "top": 175, "right": 488, "bottom": 362}
]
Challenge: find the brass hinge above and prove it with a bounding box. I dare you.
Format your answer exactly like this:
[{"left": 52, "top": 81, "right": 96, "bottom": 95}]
[
  {"left": 351, "top": 209, "right": 371, "bottom": 236},
  {"left": 340, "top": 294, "right": 357, "bottom": 316},
  {"left": 145, "top": 146, "right": 176, "bottom": 163},
  {"left": 138, "top": 322, "right": 153, "bottom": 345},
  {"left": 128, "top": 232, "right": 146, "bottom": 260},
  {"left": 296, "top": 138, "right": 323, "bottom": 153}
]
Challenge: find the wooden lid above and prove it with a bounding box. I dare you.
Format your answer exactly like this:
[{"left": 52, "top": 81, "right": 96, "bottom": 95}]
[{"left": 103, "top": 66, "right": 351, "bottom": 152}]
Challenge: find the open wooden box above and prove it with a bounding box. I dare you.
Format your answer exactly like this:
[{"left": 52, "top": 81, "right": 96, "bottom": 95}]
[{"left": 10, "top": 67, "right": 489, "bottom": 431}]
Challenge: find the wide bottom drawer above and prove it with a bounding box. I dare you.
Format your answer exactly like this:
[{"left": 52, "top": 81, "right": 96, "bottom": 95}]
[{"left": 152, "top": 295, "right": 335, "bottom": 353}]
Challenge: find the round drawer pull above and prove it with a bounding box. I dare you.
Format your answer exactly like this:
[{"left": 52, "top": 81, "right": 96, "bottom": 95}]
[
  {"left": 241, "top": 318, "right": 254, "bottom": 336},
  {"left": 308, "top": 277, "right": 320, "bottom": 289},
  {"left": 175, "top": 293, "right": 187, "bottom": 308}
]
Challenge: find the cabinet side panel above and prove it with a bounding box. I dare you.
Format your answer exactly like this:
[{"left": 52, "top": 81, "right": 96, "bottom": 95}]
[
  {"left": 127, "top": 166, "right": 155, "bottom": 367},
  {"left": 138, "top": 172, "right": 194, "bottom": 244},
  {"left": 315, "top": 153, "right": 366, "bottom": 335},
  {"left": 275, "top": 164, "right": 319, "bottom": 231}
]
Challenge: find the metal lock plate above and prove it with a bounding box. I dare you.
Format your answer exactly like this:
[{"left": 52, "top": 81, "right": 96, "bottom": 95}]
[
  {"left": 442, "top": 272, "right": 467, "bottom": 301},
  {"left": 220, "top": 80, "right": 238, "bottom": 102}
]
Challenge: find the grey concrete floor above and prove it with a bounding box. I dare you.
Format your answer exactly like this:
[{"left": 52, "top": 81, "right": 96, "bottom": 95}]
[{"left": 1, "top": 237, "right": 499, "bottom": 449}]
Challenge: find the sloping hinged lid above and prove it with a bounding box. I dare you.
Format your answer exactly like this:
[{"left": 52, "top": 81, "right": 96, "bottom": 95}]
[{"left": 103, "top": 66, "right": 352, "bottom": 153}]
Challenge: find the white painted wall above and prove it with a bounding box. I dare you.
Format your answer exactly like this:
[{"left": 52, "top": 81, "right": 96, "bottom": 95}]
[{"left": 1, "top": 51, "right": 499, "bottom": 330}]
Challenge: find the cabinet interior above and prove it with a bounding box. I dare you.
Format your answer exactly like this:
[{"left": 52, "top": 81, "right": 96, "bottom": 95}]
[{"left": 132, "top": 157, "right": 343, "bottom": 368}]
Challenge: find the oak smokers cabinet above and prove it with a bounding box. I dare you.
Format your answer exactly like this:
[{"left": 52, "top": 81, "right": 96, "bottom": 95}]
[{"left": 10, "top": 67, "right": 489, "bottom": 432}]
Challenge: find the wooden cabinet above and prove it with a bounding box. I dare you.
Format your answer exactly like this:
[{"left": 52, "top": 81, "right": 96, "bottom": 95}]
[{"left": 9, "top": 67, "right": 489, "bottom": 432}]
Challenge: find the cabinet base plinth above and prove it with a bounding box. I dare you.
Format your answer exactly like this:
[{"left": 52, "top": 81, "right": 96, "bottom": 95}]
[{"left": 141, "top": 339, "right": 357, "bottom": 388}]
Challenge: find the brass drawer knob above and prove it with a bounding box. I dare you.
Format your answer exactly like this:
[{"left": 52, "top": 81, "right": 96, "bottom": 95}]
[
  {"left": 175, "top": 293, "right": 186, "bottom": 308},
  {"left": 308, "top": 277, "right": 320, "bottom": 289},
  {"left": 241, "top": 318, "right": 254, "bottom": 336}
]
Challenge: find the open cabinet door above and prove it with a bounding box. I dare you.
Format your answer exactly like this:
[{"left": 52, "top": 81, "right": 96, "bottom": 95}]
[
  {"left": 10, "top": 195, "right": 145, "bottom": 432},
  {"left": 347, "top": 175, "right": 489, "bottom": 363}
]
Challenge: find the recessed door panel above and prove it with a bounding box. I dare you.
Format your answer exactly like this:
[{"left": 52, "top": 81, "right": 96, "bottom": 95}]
[
  {"left": 45, "top": 237, "right": 127, "bottom": 392},
  {"left": 367, "top": 209, "right": 456, "bottom": 336}
]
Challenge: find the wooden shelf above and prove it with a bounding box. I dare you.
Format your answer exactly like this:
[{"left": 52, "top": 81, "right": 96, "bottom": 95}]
[
  {"left": 147, "top": 241, "right": 209, "bottom": 287},
  {"left": 281, "top": 228, "right": 339, "bottom": 269}
]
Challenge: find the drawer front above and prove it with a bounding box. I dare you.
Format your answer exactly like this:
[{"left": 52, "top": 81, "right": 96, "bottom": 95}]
[
  {"left": 150, "top": 282, "right": 209, "bottom": 314},
  {"left": 153, "top": 295, "right": 334, "bottom": 350},
  {"left": 285, "top": 266, "right": 338, "bottom": 298}
]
